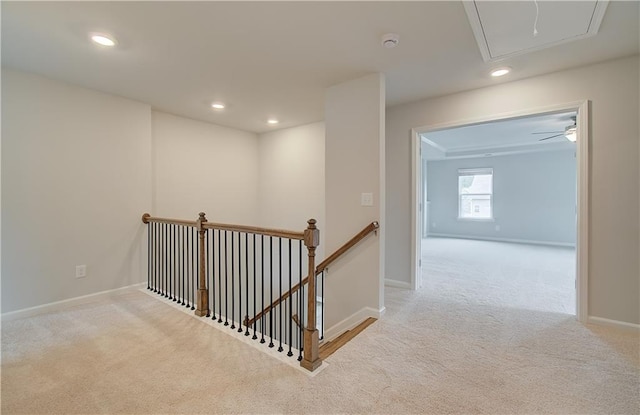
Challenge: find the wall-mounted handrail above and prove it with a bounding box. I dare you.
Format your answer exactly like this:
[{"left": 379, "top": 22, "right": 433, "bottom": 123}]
[
  {"left": 244, "top": 221, "right": 379, "bottom": 328},
  {"left": 244, "top": 275, "right": 310, "bottom": 328},
  {"left": 315, "top": 221, "right": 379, "bottom": 274}
]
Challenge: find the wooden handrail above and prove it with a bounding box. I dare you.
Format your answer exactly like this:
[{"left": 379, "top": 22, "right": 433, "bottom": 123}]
[
  {"left": 244, "top": 275, "right": 311, "bottom": 327},
  {"left": 142, "top": 213, "right": 304, "bottom": 241},
  {"left": 244, "top": 221, "right": 379, "bottom": 328},
  {"left": 203, "top": 221, "right": 304, "bottom": 240},
  {"left": 142, "top": 213, "right": 197, "bottom": 227},
  {"left": 316, "top": 221, "right": 379, "bottom": 273},
  {"left": 142, "top": 213, "right": 304, "bottom": 240}
]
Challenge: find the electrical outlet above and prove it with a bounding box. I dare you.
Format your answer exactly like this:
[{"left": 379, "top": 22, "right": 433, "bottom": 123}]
[
  {"left": 495, "top": 225, "right": 501, "bottom": 232},
  {"left": 432, "top": 222, "right": 437, "bottom": 228},
  {"left": 76, "top": 265, "right": 87, "bottom": 279}
]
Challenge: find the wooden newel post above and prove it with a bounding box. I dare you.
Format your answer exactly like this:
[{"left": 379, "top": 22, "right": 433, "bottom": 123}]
[
  {"left": 301, "top": 218, "right": 322, "bottom": 371},
  {"left": 195, "top": 212, "right": 210, "bottom": 317}
]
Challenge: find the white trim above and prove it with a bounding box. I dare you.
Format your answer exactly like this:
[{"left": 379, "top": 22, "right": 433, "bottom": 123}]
[
  {"left": 575, "top": 101, "right": 590, "bottom": 323},
  {"left": 410, "top": 128, "right": 421, "bottom": 291},
  {"left": 588, "top": 316, "right": 640, "bottom": 331},
  {"left": 1, "top": 282, "right": 147, "bottom": 322},
  {"left": 385, "top": 279, "right": 412, "bottom": 289},
  {"left": 411, "top": 100, "right": 589, "bottom": 323},
  {"left": 322, "top": 306, "right": 384, "bottom": 343},
  {"left": 427, "top": 233, "right": 576, "bottom": 248}
]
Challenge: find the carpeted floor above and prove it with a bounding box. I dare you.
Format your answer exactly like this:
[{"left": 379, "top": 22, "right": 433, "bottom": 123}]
[
  {"left": 1, "top": 239, "right": 638, "bottom": 414},
  {"left": 421, "top": 237, "right": 576, "bottom": 314}
]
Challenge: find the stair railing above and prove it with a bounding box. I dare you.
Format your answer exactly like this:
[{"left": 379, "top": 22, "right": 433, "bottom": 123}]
[
  {"left": 245, "top": 220, "right": 379, "bottom": 350},
  {"left": 142, "top": 212, "right": 322, "bottom": 371}
]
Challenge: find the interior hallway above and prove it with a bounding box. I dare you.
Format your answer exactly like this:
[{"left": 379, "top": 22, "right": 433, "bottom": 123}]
[{"left": 3, "top": 267, "right": 638, "bottom": 414}]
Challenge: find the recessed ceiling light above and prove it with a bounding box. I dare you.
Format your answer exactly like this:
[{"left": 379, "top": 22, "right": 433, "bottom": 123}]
[
  {"left": 267, "top": 119, "right": 279, "bottom": 125},
  {"left": 490, "top": 67, "right": 511, "bottom": 77},
  {"left": 211, "top": 103, "right": 226, "bottom": 110},
  {"left": 90, "top": 33, "right": 116, "bottom": 47}
]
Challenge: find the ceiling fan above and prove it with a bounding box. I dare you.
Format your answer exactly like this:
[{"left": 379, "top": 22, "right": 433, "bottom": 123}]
[{"left": 533, "top": 116, "right": 577, "bottom": 142}]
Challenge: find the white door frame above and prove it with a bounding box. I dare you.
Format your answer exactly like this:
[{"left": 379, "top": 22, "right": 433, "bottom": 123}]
[{"left": 410, "top": 100, "right": 590, "bottom": 323}]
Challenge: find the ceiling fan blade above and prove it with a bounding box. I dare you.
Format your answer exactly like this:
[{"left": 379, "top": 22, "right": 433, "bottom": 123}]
[
  {"left": 539, "top": 134, "right": 564, "bottom": 141},
  {"left": 532, "top": 131, "right": 563, "bottom": 134}
]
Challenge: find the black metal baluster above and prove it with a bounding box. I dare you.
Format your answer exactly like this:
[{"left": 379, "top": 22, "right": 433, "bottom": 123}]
[
  {"left": 231, "top": 231, "right": 236, "bottom": 330},
  {"left": 224, "top": 231, "right": 229, "bottom": 326},
  {"left": 210, "top": 229, "right": 216, "bottom": 320},
  {"left": 237, "top": 232, "right": 242, "bottom": 333},
  {"left": 162, "top": 223, "right": 167, "bottom": 297},
  {"left": 191, "top": 227, "right": 196, "bottom": 310},
  {"left": 252, "top": 234, "right": 257, "bottom": 340},
  {"left": 278, "top": 238, "right": 283, "bottom": 352},
  {"left": 187, "top": 226, "right": 191, "bottom": 307},
  {"left": 321, "top": 270, "right": 325, "bottom": 340},
  {"left": 218, "top": 229, "right": 223, "bottom": 323},
  {"left": 180, "top": 227, "right": 185, "bottom": 306},
  {"left": 269, "top": 236, "right": 274, "bottom": 348},
  {"left": 149, "top": 222, "right": 154, "bottom": 291},
  {"left": 288, "top": 239, "right": 293, "bottom": 356},
  {"left": 147, "top": 222, "right": 151, "bottom": 290},
  {"left": 157, "top": 223, "right": 162, "bottom": 295},
  {"left": 244, "top": 233, "right": 250, "bottom": 336},
  {"left": 260, "top": 235, "right": 265, "bottom": 344},
  {"left": 205, "top": 227, "right": 210, "bottom": 318},
  {"left": 169, "top": 225, "right": 176, "bottom": 300},
  {"left": 157, "top": 223, "right": 161, "bottom": 295},
  {"left": 175, "top": 225, "right": 179, "bottom": 302},
  {"left": 298, "top": 240, "right": 303, "bottom": 361},
  {"left": 174, "top": 225, "right": 178, "bottom": 301}
]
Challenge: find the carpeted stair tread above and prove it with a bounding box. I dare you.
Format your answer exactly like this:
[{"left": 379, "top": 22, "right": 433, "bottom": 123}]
[{"left": 319, "top": 317, "right": 377, "bottom": 359}]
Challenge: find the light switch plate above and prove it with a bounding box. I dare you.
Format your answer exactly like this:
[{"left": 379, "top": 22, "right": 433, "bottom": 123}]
[{"left": 361, "top": 193, "right": 374, "bottom": 207}]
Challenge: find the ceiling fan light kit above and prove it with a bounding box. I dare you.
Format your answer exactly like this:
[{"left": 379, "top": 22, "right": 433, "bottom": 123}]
[{"left": 564, "top": 126, "right": 577, "bottom": 142}]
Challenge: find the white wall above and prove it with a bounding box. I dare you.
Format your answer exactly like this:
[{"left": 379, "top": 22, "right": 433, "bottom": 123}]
[
  {"left": 2, "top": 70, "right": 152, "bottom": 313},
  {"left": 152, "top": 111, "right": 258, "bottom": 224},
  {"left": 427, "top": 150, "right": 576, "bottom": 245},
  {"left": 257, "top": 122, "right": 325, "bottom": 231},
  {"left": 386, "top": 56, "right": 639, "bottom": 325},
  {"left": 325, "top": 73, "right": 385, "bottom": 331}
]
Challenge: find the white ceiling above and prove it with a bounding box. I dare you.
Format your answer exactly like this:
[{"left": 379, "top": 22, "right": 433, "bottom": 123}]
[
  {"left": 422, "top": 111, "right": 577, "bottom": 160},
  {"left": 2, "top": 1, "right": 638, "bottom": 133}
]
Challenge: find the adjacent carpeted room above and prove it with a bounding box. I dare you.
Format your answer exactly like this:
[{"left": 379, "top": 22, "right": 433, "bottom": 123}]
[
  {"left": 2, "top": 259, "right": 638, "bottom": 414},
  {"left": 421, "top": 237, "right": 576, "bottom": 315}
]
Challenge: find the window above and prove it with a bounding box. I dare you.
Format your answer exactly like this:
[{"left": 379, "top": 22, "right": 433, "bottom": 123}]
[{"left": 458, "top": 168, "right": 493, "bottom": 219}]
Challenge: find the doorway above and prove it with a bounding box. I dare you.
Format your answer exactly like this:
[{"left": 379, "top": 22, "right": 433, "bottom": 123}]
[{"left": 410, "top": 101, "right": 589, "bottom": 321}]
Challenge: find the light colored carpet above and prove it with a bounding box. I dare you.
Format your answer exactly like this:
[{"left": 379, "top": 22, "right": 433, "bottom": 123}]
[
  {"left": 2, "top": 246, "right": 638, "bottom": 414},
  {"left": 421, "top": 237, "right": 576, "bottom": 314}
]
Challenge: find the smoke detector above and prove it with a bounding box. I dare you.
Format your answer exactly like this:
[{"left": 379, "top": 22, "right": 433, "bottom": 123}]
[{"left": 381, "top": 33, "right": 400, "bottom": 48}]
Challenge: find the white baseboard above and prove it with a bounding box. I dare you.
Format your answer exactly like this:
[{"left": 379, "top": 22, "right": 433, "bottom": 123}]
[
  {"left": 385, "top": 279, "right": 411, "bottom": 289},
  {"left": 323, "top": 306, "right": 383, "bottom": 342},
  {"left": 428, "top": 233, "right": 576, "bottom": 248},
  {"left": 587, "top": 316, "right": 640, "bottom": 331},
  {"left": 1, "top": 282, "right": 147, "bottom": 322}
]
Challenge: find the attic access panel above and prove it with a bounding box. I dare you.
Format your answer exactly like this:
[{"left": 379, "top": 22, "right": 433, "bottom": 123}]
[{"left": 464, "top": 0, "right": 609, "bottom": 62}]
